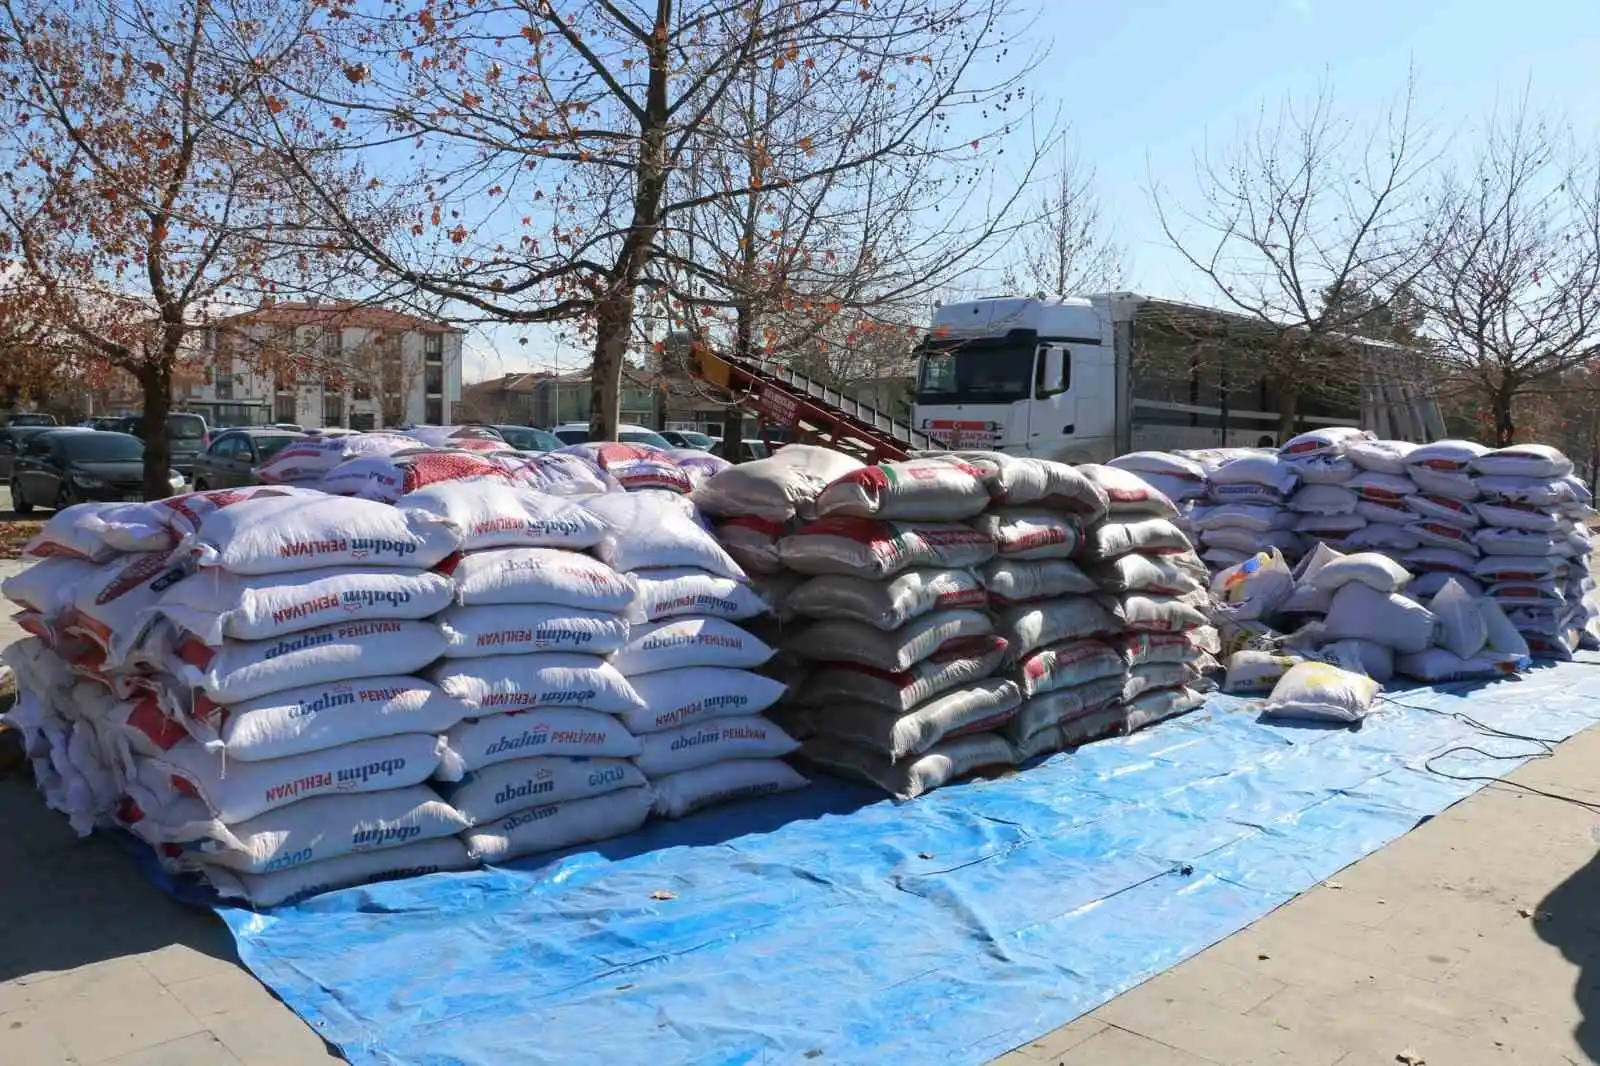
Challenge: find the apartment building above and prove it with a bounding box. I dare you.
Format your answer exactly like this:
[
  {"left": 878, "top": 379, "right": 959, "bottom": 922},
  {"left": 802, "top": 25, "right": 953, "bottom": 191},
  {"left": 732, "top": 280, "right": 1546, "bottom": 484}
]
[{"left": 175, "top": 302, "right": 464, "bottom": 429}]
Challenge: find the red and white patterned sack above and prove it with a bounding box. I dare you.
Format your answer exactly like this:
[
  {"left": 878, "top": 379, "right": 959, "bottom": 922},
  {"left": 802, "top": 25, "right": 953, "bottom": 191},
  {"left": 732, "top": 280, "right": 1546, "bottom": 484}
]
[
  {"left": 814, "top": 458, "right": 991, "bottom": 521},
  {"left": 256, "top": 432, "right": 421, "bottom": 485},
  {"left": 319, "top": 450, "right": 516, "bottom": 504},
  {"left": 778, "top": 518, "right": 996, "bottom": 578},
  {"left": 561, "top": 443, "right": 691, "bottom": 494}
]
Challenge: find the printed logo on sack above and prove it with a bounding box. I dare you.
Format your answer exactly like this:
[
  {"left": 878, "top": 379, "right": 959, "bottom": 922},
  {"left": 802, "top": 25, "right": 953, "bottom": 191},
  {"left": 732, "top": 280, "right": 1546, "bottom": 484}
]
[
  {"left": 587, "top": 766, "right": 627, "bottom": 788},
  {"left": 669, "top": 722, "right": 766, "bottom": 751},
  {"left": 266, "top": 772, "right": 333, "bottom": 803},
  {"left": 273, "top": 594, "right": 340, "bottom": 625},
  {"left": 351, "top": 824, "right": 422, "bottom": 847},
  {"left": 655, "top": 693, "right": 748, "bottom": 730},
  {"left": 502, "top": 805, "right": 560, "bottom": 833},
  {"left": 639, "top": 630, "right": 742, "bottom": 653},
  {"left": 335, "top": 620, "right": 403, "bottom": 639},
  {"left": 262, "top": 847, "right": 315, "bottom": 872},
  {"left": 485, "top": 723, "right": 551, "bottom": 754},
  {"left": 655, "top": 592, "right": 739, "bottom": 615},
  {"left": 291, "top": 685, "right": 356, "bottom": 718},
  {"left": 538, "top": 687, "right": 599, "bottom": 706},
  {"left": 262, "top": 629, "right": 338, "bottom": 661},
  {"left": 494, "top": 777, "right": 557, "bottom": 806},
  {"left": 341, "top": 587, "right": 413, "bottom": 613},
  {"left": 335, "top": 757, "right": 410, "bottom": 788}
]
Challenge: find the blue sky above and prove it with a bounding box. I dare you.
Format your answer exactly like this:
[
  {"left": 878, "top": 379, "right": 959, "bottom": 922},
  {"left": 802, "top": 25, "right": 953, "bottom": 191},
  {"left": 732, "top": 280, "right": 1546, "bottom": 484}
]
[{"left": 464, "top": 0, "right": 1600, "bottom": 380}]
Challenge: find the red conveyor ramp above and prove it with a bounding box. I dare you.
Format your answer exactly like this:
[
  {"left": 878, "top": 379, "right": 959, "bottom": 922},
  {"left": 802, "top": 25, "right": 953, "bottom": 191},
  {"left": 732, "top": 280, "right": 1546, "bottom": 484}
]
[{"left": 691, "top": 346, "right": 941, "bottom": 463}]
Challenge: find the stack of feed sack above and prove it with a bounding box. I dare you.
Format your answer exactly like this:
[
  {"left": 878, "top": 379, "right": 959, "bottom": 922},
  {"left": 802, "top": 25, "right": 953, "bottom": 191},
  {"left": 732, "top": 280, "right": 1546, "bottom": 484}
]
[
  {"left": 106, "top": 492, "right": 472, "bottom": 907},
  {"left": 778, "top": 458, "right": 1016, "bottom": 799},
  {"left": 1078, "top": 465, "right": 1216, "bottom": 736},
  {"left": 585, "top": 490, "right": 808, "bottom": 819}
]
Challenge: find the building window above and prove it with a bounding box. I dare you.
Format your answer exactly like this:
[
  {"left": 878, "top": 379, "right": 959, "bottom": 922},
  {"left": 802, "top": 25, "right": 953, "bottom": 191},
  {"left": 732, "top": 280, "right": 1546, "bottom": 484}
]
[
  {"left": 425, "top": 397, "right": 443, "bottom": 424},
  {"left": 324, "top": 392, "right": 345, "bottom": 427},
  {"left": 350, "top": 411, "right": 376, "bottom": 431},
  {"left": 352, "top": 380, "right": 372, "bottom": 401},
  {"left": 215, "top": 374, "right": 234, "bottom": 401},
  {"left": 424, "top": 366, "right": 444, "bottom": 394},
  {"left": 274, "top": 394, "right": 296, "bottom": 422},
  {"left": 423, "top": 333, "right": 443, "bottom": 361},
  {"left": 322, "top": 328, "right": 340, "bottom": 368}
]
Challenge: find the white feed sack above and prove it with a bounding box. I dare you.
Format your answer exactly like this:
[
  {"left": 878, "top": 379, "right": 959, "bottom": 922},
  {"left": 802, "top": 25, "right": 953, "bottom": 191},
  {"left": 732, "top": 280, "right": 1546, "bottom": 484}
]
[
  {"left": 448, "top": 547, "right": 637, "bottom": 614},
  {"left": 971, "top": 509, "right": 1083, "bottom": 560},
  {"left": 137, "top": 787, "right": 470, "bottom": 876},
  {"left": 584, "top": 491, "right": 746, "bottom": 579},
  {"left": 186, "top": 493, "right": 462, "bottom": 576},
  {"left": 462, "top": 786, "right": 655, "bottom": 864},
  {"left": 436, "top": 756, "right": 649, "bottom": 826},
  {"left": 813, "top": 458, "right": 991, "bottom": 522},
  {"left": 1106, "top": 451, "right": 1209, "bottom": 504},
  {"left": 693, "top": 445, "right": 865, "bottom": 522},
  {"left": 1321, "top": 582, "right": 1437, "bottom": 654},
  {"left": 169, "top": 619, "right": 448, "bottom": 709},
  {"left": 155, "top": 566, "right": 455, "bottom": 646},
  {"left": 436, "top": 708, "right": 644, "bottom": 781},
  {"left": 1002, "top": 674, "right": 1127, "bottom": 751},
  {"left": 631, "top": 567, "right": 767, "bottom": 623},
  {"left": 255, "top": 432, "right": 420, "bottom": 485},
  {"left": 429, "top": 652, "right": 645, "bottom": 717},
  {"left": 649, "top": 759, "right": 809, "bottom": 820},
  {"left": 715, "top": 516, "right": 787, "bottom": 576},
  {"left": 58, "top": 551, "right": 193, "bottom": 669},
  {"left": 122, "top": 732, "right": 447, "bottom": 825},
  {"left": 994, "top": 598, "right": 1119, "bottom": 662},
  {"left": 610, "top": 616, "right": 774, "bottom": 674},
  {"left": 207, "top": 837, "right": 474, "bottom": 909},
  {"left": 618, "top": 668, "right": 788, "bottom": 735},
  {"left": 632, "top": 715, "right": 799, "bottom": 777},
  {"left": 436, "top": 603, "right": 631, "bottom": 659},
  {"left": 399, "top": 481, "right": 606, "bottom": 553}
]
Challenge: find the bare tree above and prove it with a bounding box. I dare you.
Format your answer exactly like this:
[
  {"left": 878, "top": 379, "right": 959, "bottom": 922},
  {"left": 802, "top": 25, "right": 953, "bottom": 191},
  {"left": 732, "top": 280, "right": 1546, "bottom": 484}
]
[
  {"left": 1004, "top": 140, "right": 1122, "bottom": 296},
  {"left": 1413, "top": 102, "right": 1600, "bottom": 445},
  {"left": 1152, "top": 79, "right": 1444, "bottom": 437},
  {"left": 0, "top": 0, "right": 344, "bottom": 496},
  {"left": 262, "top": 0, "right": 1043, "bottom": 440}
]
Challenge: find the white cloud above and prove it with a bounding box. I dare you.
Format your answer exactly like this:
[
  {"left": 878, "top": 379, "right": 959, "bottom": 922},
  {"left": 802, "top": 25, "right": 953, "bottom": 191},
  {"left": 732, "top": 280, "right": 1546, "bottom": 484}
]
[{"left": 1288, "top": 0, "right": 1313, "bottom": 18}]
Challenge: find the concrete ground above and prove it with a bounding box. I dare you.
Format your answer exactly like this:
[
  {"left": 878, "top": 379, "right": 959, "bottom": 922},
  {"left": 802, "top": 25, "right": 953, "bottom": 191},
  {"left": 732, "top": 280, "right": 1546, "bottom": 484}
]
[{"left": 3, "top": 545, "right": 1600, "bottom": 1064}]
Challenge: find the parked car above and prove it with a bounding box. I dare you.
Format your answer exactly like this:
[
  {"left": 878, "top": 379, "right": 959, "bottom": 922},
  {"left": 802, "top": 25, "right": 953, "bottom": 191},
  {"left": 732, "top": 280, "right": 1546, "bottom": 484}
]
[
  {"left": 77, "top": 417, "right": 122, "bottom": 431},
  {"left": 271, "top": 422, "right": 304, "bottom": 431},
  {"left": 192, "top": 428, "right": 306, "bottom": 490},
  {"left": 5, "top": 413, "right": 57, "bottom": 427},
  {"left": 552, "top": 422, "right": 673, "bottom": 448},
  {"left": 11, "top": 430, "right": 183, "bottom": 511},
  {"left": 489, "top": 424, "right": 563, "bottom": 452},
  {"left": 710, "top": 438, "right": 773, "bottom": 461},
  {"left": 0, "top": 425, "right": 76, "bottom": 482},
  {"left": 106, "top": 412, "right": 210, "bottom": 476},
  {"left": 660, "top": 429, "right": 716, "bottom": 450}
]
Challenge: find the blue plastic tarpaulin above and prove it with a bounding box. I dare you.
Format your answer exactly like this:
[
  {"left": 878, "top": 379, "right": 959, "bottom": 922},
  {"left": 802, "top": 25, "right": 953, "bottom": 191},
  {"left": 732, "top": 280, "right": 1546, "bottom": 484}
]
[{"left": 218, "top": 660, "right": 1600, "bottom": 1066}]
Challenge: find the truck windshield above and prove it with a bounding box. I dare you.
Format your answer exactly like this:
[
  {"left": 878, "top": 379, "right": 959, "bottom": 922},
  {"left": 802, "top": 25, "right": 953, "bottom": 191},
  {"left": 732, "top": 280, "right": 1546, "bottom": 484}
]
[{"left": 915, "top": 343, "right": 1034, "bottom": 405}]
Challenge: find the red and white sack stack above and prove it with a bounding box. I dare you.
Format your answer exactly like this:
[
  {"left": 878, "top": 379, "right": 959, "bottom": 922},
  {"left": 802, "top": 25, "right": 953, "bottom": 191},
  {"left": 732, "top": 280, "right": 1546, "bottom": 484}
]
[
  {"left": 583, "top": 490, "right": 808, "bottom": 819},
  {"left": 1077, "top": 465, "right": 1218, "bottom": 736},
  {"left": 57, "top": 491, "right": 478, "bottom": 907},
  {"left": 774, "top": 457, "right": 1020, "bottom": 798},
  {"left": 945, "top": 453, "right": 1120, "bottom": 763},
  {"left": 402, "top": 479, "right": 658, "bottom": 864},
  {"left": 0, "top": 486, "right": 334, "bottom": 836}
]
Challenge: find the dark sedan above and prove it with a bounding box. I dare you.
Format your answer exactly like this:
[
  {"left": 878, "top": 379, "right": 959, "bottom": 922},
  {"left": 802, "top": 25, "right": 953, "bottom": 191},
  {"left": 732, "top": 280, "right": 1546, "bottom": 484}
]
[
  {"left": 192, "top": 428, "right": 306, "bottom": 490},
  {"left": 106, "top": 412, "right": 210, "bottom": 476},
  {"left": 11, "top": 430, "right": 184, "bottom": 511}
]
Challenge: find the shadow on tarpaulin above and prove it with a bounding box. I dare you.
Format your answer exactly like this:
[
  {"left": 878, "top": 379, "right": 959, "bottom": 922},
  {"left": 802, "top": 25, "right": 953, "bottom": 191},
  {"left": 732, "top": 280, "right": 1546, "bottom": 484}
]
[{"left": 211, "top": 655, "right": 1600, "bottom": 1066}]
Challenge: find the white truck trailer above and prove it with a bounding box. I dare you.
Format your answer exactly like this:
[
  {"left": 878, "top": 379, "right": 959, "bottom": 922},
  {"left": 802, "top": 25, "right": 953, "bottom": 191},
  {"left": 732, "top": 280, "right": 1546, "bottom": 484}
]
[{"left": 912, "top": 292, "right": 1441, "bottom": 462}]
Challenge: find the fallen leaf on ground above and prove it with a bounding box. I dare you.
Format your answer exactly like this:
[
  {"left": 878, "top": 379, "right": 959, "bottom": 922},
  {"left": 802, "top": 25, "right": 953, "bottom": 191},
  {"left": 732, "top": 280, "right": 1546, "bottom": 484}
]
[
  {"left": 650, "top": 891, "right": 676, "bottom": 901},
  {"left": 1396, "top": 1049, "right": 1425, "bottom": 1065}
]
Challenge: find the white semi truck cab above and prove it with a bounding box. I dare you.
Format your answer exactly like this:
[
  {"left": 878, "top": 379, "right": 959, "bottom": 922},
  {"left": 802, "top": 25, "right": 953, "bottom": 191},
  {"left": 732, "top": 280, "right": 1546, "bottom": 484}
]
[
  {"left": 912, "top": 293, "right": 1440, "bottom": 461},
  {"left": 913, "top": 295, "right": 1120, "bottom": 462}
]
